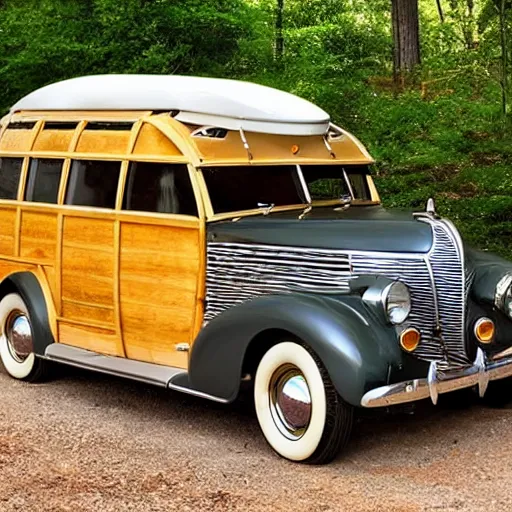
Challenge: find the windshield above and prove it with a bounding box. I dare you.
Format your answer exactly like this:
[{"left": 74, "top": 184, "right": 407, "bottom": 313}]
[
  {"left": 202, "top": 165, "right": 306, "bottom": 214},
  {"left": 203, "top": 164, "right": 373, "bottom": 215},
  {"left": 301, "top": 165, "right": 371, "bottom": 201}
]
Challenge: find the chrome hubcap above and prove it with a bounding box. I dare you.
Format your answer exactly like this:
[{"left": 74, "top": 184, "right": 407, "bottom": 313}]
[
  {"left": 5, "top": 311, "right": 33, "bottom": 363},
  {"left": 269, "top": 364, "right": 312, "bottom": 440}
]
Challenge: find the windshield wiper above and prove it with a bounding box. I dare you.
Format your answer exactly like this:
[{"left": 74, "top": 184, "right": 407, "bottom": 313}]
[
  {"left": 334, "top": 194, "right": 352, "bottom": 211},
  {"left": 299, "top": 204, "right": 312, "bottom": 220},
  {"left": 257, "top": 202, "right": 275, "bottom": 215}
]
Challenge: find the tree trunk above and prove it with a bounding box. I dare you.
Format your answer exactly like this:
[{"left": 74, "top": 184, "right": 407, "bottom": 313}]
[
  {"left": 463, "top": 0, "right": 475, "bottom": 49},
  {"left": 275, "top": 0, "right": 284, "bottom": 63},
  {"left": 436, "top": 0, "right": 445, "bottom": 23},
  {"left": 499, "top": 0, "right": 509, "bottom": 117},
  {"left": 392, "top": 0, "right": 421, "bottom": 83}
]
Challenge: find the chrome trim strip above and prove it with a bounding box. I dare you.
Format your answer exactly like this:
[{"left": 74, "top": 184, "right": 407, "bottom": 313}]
[
  {"left": 361, "top": 348, "right": 508, "bottom": 408},
  {"left": 45, "top": 344, "right": 184, "bottom": 387},
  {"left": 167, "top": 382, "right": 229, "bottom": 404},
  {"left": 495, "top": 273, "right": 512, "bottom": 310},
  {"left": 492, "top": 345, "right": 512, "bottom": 360}
]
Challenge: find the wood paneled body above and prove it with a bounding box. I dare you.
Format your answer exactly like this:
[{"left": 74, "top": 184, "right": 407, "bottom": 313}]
[
  {"left": 20, "top": 210, "right": 58, "bottom": 262},
  {"left": 0, "top": 206, "right": 17, "bottom": 256},
  {"left": 0, "top": 106, "right": 379, "bottom": 374},
  {"left": 60, "top": 214, "right": 121, "bottom": 356},
  {"left": 119, "top": 216, "right": 201, "bottom": 368}
]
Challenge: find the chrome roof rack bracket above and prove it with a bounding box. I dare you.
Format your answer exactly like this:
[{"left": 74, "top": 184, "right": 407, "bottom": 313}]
[{"left": 239, "top": 127, "right": 253, "bottom": 161}]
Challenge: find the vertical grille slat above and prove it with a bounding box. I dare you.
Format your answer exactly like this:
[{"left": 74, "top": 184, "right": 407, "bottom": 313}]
[{"left": 205, "top": 219, "right": 467, "bottom": 369}]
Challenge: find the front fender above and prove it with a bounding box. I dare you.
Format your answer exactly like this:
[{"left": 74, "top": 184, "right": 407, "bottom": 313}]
[
  {"left": 185, "top": 294, "right": 403, "bottom": 406},
  {"left": 467, "top": 247, "right": 512, "bottom": 304}
]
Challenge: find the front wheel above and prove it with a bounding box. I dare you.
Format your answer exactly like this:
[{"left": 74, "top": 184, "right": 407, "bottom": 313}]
[
  {"left": 254, "top": 341, "right": 353, "bottom": 464},
  {"left": 0, "top": 293, "right": 49, "bottom": 382}
]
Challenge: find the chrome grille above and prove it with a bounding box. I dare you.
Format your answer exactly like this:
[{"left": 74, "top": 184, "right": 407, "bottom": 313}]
[
  {"left": 205, "top": 219, "right": 467, "bottom": 368},
  {"left": 428, "top": 221, "right": 468, "bottom": 366},
  {"left": 205, "top": 243, "right": 351, "bottom": 321}
]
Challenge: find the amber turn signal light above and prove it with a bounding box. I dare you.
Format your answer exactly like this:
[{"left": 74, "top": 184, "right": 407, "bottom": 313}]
[
  {"left": 291, "top": 144, "right": 300, "bottom": 154},
  {"left": 400, "top": 328, "right": 421, "bottom": 353},
  {"left": 474, "top": 318, "right": 495, "bottom": 344}
]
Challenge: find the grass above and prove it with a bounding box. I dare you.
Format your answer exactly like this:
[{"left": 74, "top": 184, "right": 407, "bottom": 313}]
[{"left": 353, "top": 84, "right": 512, "bottom": 261}]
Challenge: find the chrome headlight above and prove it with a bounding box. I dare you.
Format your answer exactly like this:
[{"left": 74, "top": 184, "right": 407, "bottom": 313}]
[
  {"left": 495, "top": 273, "right": 512, "bottom": 319},
  {"left": 383, "top": 281, "right": 411, "bottom": 325}
]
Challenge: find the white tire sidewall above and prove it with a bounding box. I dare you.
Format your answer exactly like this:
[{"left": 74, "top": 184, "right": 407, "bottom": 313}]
[
  {"left": 254, "top": 342, "right": 327, "bottom": 461},
  {"left": 0, "top": 293, "right": 35, "bottom": 380}
]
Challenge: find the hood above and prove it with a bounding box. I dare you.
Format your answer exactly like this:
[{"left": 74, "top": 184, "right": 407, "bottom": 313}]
[{"left": 208, "top": 206, "right": 433, "bottom": 253}]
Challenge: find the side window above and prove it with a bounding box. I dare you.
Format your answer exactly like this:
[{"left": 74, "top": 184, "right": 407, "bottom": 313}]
[
  {"left": 0, "top": 157, "right": 23, "bottom": 200},
  {"left": 25, "top": 158, "right": 63, "bottom": 204},
  {"left": 122, "top": 162, "right": 198, "bottom": 216},
  {"left": 66, "top": 160, "right": 121, "bottom": 209}
]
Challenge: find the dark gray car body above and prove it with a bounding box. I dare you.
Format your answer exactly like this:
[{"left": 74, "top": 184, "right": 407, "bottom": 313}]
[{"left": 175, "top": 205, "right": 512, "bottom": 406}]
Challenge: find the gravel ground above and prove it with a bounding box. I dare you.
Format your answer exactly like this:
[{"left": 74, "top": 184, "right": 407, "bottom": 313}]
[{"left": 1, "top": 362, "right": 512, "bottom": 512}]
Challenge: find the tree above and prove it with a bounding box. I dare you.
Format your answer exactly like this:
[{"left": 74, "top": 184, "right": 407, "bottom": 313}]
[
  {"left": 496, "top": 0, "right": 510, "bottom": 116},
  {"left": 391, "top": 0, "right": 421, "bottom": 83},
  {"left": 448, "top": 0, "right": 477, "bottom": 49},
  {"left": 276, "top": 0, "right": 284, "bottom": 62},
  {"left": 436, "top": 0, "right": 445, "bottom": 23}
]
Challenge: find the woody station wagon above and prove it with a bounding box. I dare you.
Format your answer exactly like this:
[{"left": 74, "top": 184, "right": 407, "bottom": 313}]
[{"left": 1, "top": 75, "right": 512, "bottom": 464}]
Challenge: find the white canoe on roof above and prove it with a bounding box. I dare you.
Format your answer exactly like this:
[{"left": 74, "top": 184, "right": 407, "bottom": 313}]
[{"left": 11, "top": 74, "right": 331, "bottom": 136}]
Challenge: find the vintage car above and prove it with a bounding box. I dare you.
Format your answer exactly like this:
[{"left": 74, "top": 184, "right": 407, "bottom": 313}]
[{"left": 0, "top": 75, "right": 512, "bottom": 464}]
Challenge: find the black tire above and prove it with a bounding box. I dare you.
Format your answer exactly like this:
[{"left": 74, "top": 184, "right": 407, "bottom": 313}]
[
  {"left": 481, "top": 378, "right": 512, "bottom": 408},
  {"left": 437, "top": 388, "right": 475, "bottom": 410},
  {"left": 0, "top": 292, "right": 51, "bottom": 382},
  {"left": 254, "top": 340, "right": 354, "bottom": 464}
]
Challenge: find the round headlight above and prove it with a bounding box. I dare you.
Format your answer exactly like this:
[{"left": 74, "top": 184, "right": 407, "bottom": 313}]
[
  {"left": 495, "top": 273, "right": 512, "bottom": 319},
  {"left": 384, "top": 281, "right": 411, "bottom": 325}
]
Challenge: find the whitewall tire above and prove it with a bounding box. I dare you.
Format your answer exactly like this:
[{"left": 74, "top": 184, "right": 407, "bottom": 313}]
[
  {"left": 0, "top": 293, "right": 47, "bottom": 382},
  {"left": 254, "top": 341, "right": 353, "bottom": 464}
]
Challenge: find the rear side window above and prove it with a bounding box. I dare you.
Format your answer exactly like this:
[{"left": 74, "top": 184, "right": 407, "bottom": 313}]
[
  {"left": 123, "top": 162, "right": 198, "bottom": 216},
  {"left": 202, "top": 165, "right": 305, "bottom": 214},
  {"left": 0, "top": 158, "right": 23, "bottom": 199},
  {"left": 25, "top": 159, "right": 63, "bottom": 204},
  {"left": 66, "top": 160, "right": 121, "bottom": 209}
]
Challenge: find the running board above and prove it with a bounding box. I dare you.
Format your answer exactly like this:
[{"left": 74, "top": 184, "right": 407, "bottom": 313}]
[{"left": 44, "top": 344, "right": 185, "bottom": 387}]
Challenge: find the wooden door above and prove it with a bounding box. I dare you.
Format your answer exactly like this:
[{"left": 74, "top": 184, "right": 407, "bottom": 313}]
[
  {"left": 119, "top": 218, "right": 201, "bottom": 369},
  {"left": 118, "top": 161, "right": 202, "bottom": 369},
  {"left": 58, "top": 159, "right": 123, "bottom": 356}
]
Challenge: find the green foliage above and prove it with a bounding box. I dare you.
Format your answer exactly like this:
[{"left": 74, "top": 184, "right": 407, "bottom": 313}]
[
  {"left": 0, "top": 0, "right": 254, "bottom": 113},
  {"left": 0, "top": 0, "right": 511, "bottom": 257}
]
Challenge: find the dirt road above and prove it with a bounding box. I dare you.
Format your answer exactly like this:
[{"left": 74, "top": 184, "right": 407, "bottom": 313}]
[{"left": 1, "top": 363, "right": 512, "bottom": 512}]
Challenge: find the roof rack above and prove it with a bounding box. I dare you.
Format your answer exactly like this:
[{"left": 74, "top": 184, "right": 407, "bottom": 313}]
[{"left": 11, "top": 75, "right": 331, "bottom": 137}]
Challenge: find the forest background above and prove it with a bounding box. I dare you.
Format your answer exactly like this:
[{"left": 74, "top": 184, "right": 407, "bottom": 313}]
[{"left": 0, "top": 0, "right": 511, "bottom": 257}]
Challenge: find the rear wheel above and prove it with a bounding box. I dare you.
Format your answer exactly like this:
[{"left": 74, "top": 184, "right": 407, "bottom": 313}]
[
  {"left": 0, "top": 293, "right": 49, "bottom": 382},
  {"left": 254, "top": 341, "right": 353, "bottom": 464}
]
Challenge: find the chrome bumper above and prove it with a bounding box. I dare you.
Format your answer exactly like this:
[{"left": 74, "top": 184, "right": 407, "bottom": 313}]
[{"left": 361, "top": 348, "right": 512, "bottom": 408}]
